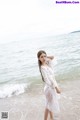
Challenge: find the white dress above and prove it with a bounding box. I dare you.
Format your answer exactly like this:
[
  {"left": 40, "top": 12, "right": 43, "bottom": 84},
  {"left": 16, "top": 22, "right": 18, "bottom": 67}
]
[{"left": 41, "top": 58, "right": 60, "bottom": 114}]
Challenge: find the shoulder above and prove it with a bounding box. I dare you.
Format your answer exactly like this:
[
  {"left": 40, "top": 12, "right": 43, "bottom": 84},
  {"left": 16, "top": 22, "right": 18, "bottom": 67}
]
[
  {"left": 41, "top": 65, "right": 46, "bottom": 69},
  {"left": 41, "top": 65, "right": 47, "bottom": 72}
]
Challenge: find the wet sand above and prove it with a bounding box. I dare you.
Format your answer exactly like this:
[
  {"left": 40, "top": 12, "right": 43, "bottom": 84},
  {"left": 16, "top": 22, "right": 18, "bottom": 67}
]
[{"left": 0, "top": 79, "right": 80, "bottom": 120}]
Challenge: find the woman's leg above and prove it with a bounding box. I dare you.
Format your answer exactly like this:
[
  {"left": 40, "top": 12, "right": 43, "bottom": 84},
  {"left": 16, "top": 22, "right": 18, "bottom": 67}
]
[
  {"left": 44, "top": 108, "right": 49, "bottom": 120},
  {"left": 49, "top": 110, "right": 54, "bottom": 120}
]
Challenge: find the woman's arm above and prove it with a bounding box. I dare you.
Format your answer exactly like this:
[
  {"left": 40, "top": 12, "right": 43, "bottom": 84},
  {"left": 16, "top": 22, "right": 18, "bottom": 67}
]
[
  {"left": 55, "top": 87, "right": 61, "bottom": 94},
  {"left": 41, "top": 67, "right": 54, "bottom": 88},
  {"left": 41, "top": 67, "right": 61, "bottom": 93},
  {"left": 47, "top": 56, "right": 61, "bottom": 93},
  {"left": 52, "top": 78, "right": 61, "bottom": 94},
  {"left": 47, "top": 56, "right": 54, "bottom": 60}
]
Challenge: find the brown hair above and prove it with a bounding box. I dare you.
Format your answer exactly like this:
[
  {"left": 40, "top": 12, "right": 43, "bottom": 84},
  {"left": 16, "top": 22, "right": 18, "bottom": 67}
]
[{"left": 37, "top": 50, "right": 47, "bottom": 82}]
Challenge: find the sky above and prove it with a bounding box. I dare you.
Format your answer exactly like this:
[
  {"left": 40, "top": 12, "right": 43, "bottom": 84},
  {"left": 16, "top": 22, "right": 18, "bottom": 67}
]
[{"left": 0, "top": 0, "right": 80, "bottom": 43}]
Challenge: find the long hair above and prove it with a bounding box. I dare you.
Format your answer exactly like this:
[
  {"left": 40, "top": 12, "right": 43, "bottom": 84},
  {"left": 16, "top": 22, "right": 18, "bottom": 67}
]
[{"left": 37, "top": 50, "right": 47, "bottom": 82}]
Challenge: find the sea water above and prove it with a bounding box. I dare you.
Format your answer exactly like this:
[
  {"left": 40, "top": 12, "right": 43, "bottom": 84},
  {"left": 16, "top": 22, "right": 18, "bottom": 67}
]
[{"left": 0, "top": 32, "right": 80, "bottom": 98}]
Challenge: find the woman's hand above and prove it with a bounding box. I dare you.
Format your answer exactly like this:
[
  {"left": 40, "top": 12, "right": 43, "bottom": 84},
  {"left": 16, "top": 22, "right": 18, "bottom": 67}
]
[{"left": 55, "top": 87, "right": 61, "bottom": 94}]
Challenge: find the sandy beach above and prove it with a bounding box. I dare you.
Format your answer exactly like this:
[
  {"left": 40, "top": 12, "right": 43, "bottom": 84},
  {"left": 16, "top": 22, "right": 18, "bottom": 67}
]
[{"left": 0, "top": 79, "right": 80, "bottom": 120}]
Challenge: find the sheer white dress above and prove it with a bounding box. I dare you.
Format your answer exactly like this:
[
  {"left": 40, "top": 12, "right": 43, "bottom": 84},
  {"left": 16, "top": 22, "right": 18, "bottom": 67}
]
[{"left": 41, "top": 58, "right": 60, "bottom": 114}]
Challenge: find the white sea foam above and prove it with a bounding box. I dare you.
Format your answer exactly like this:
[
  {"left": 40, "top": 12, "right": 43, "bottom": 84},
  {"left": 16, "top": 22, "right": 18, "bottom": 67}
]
[{"left": 0, "top": 83, "right": 29, "bottom": 98}]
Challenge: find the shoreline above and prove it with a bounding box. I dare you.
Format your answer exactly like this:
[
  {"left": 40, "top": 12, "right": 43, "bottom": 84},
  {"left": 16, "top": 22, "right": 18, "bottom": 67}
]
[{"left": 0, "top": 79, "right": 80, "bottom": 120}]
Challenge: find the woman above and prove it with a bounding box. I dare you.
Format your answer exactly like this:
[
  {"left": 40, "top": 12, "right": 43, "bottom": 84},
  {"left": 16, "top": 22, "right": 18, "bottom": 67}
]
[{"left": 37, "top": 50, "right": 61, "bottom": 120}]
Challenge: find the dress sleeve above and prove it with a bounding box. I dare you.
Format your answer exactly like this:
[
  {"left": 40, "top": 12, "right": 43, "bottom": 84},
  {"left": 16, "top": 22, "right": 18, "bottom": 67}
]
[
  {"left": 46, "top": 57, "right": 58, "bottom": 68},
  {"left": 41, "top": 67, "right": 53, "bottom": 87},
  {"left": 41, "top": 67, "right": 58, "bottom": 89},
  {"left": 52, "top": 79, "right": 58, "bottom": 88},
  {"left": 48, "top": 59, "right": 53, "bottom": 68}
]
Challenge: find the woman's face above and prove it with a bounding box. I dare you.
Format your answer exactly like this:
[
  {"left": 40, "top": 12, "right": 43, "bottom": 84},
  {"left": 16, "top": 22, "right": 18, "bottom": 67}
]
[{"left": 39, "top": 53, "right": 47, "bottom": 64}]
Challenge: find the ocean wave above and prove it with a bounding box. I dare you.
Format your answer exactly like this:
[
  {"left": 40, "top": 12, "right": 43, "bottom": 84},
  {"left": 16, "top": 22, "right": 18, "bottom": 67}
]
[{"left": 0, "top": 83, "right": 29, "bottom": 99}]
